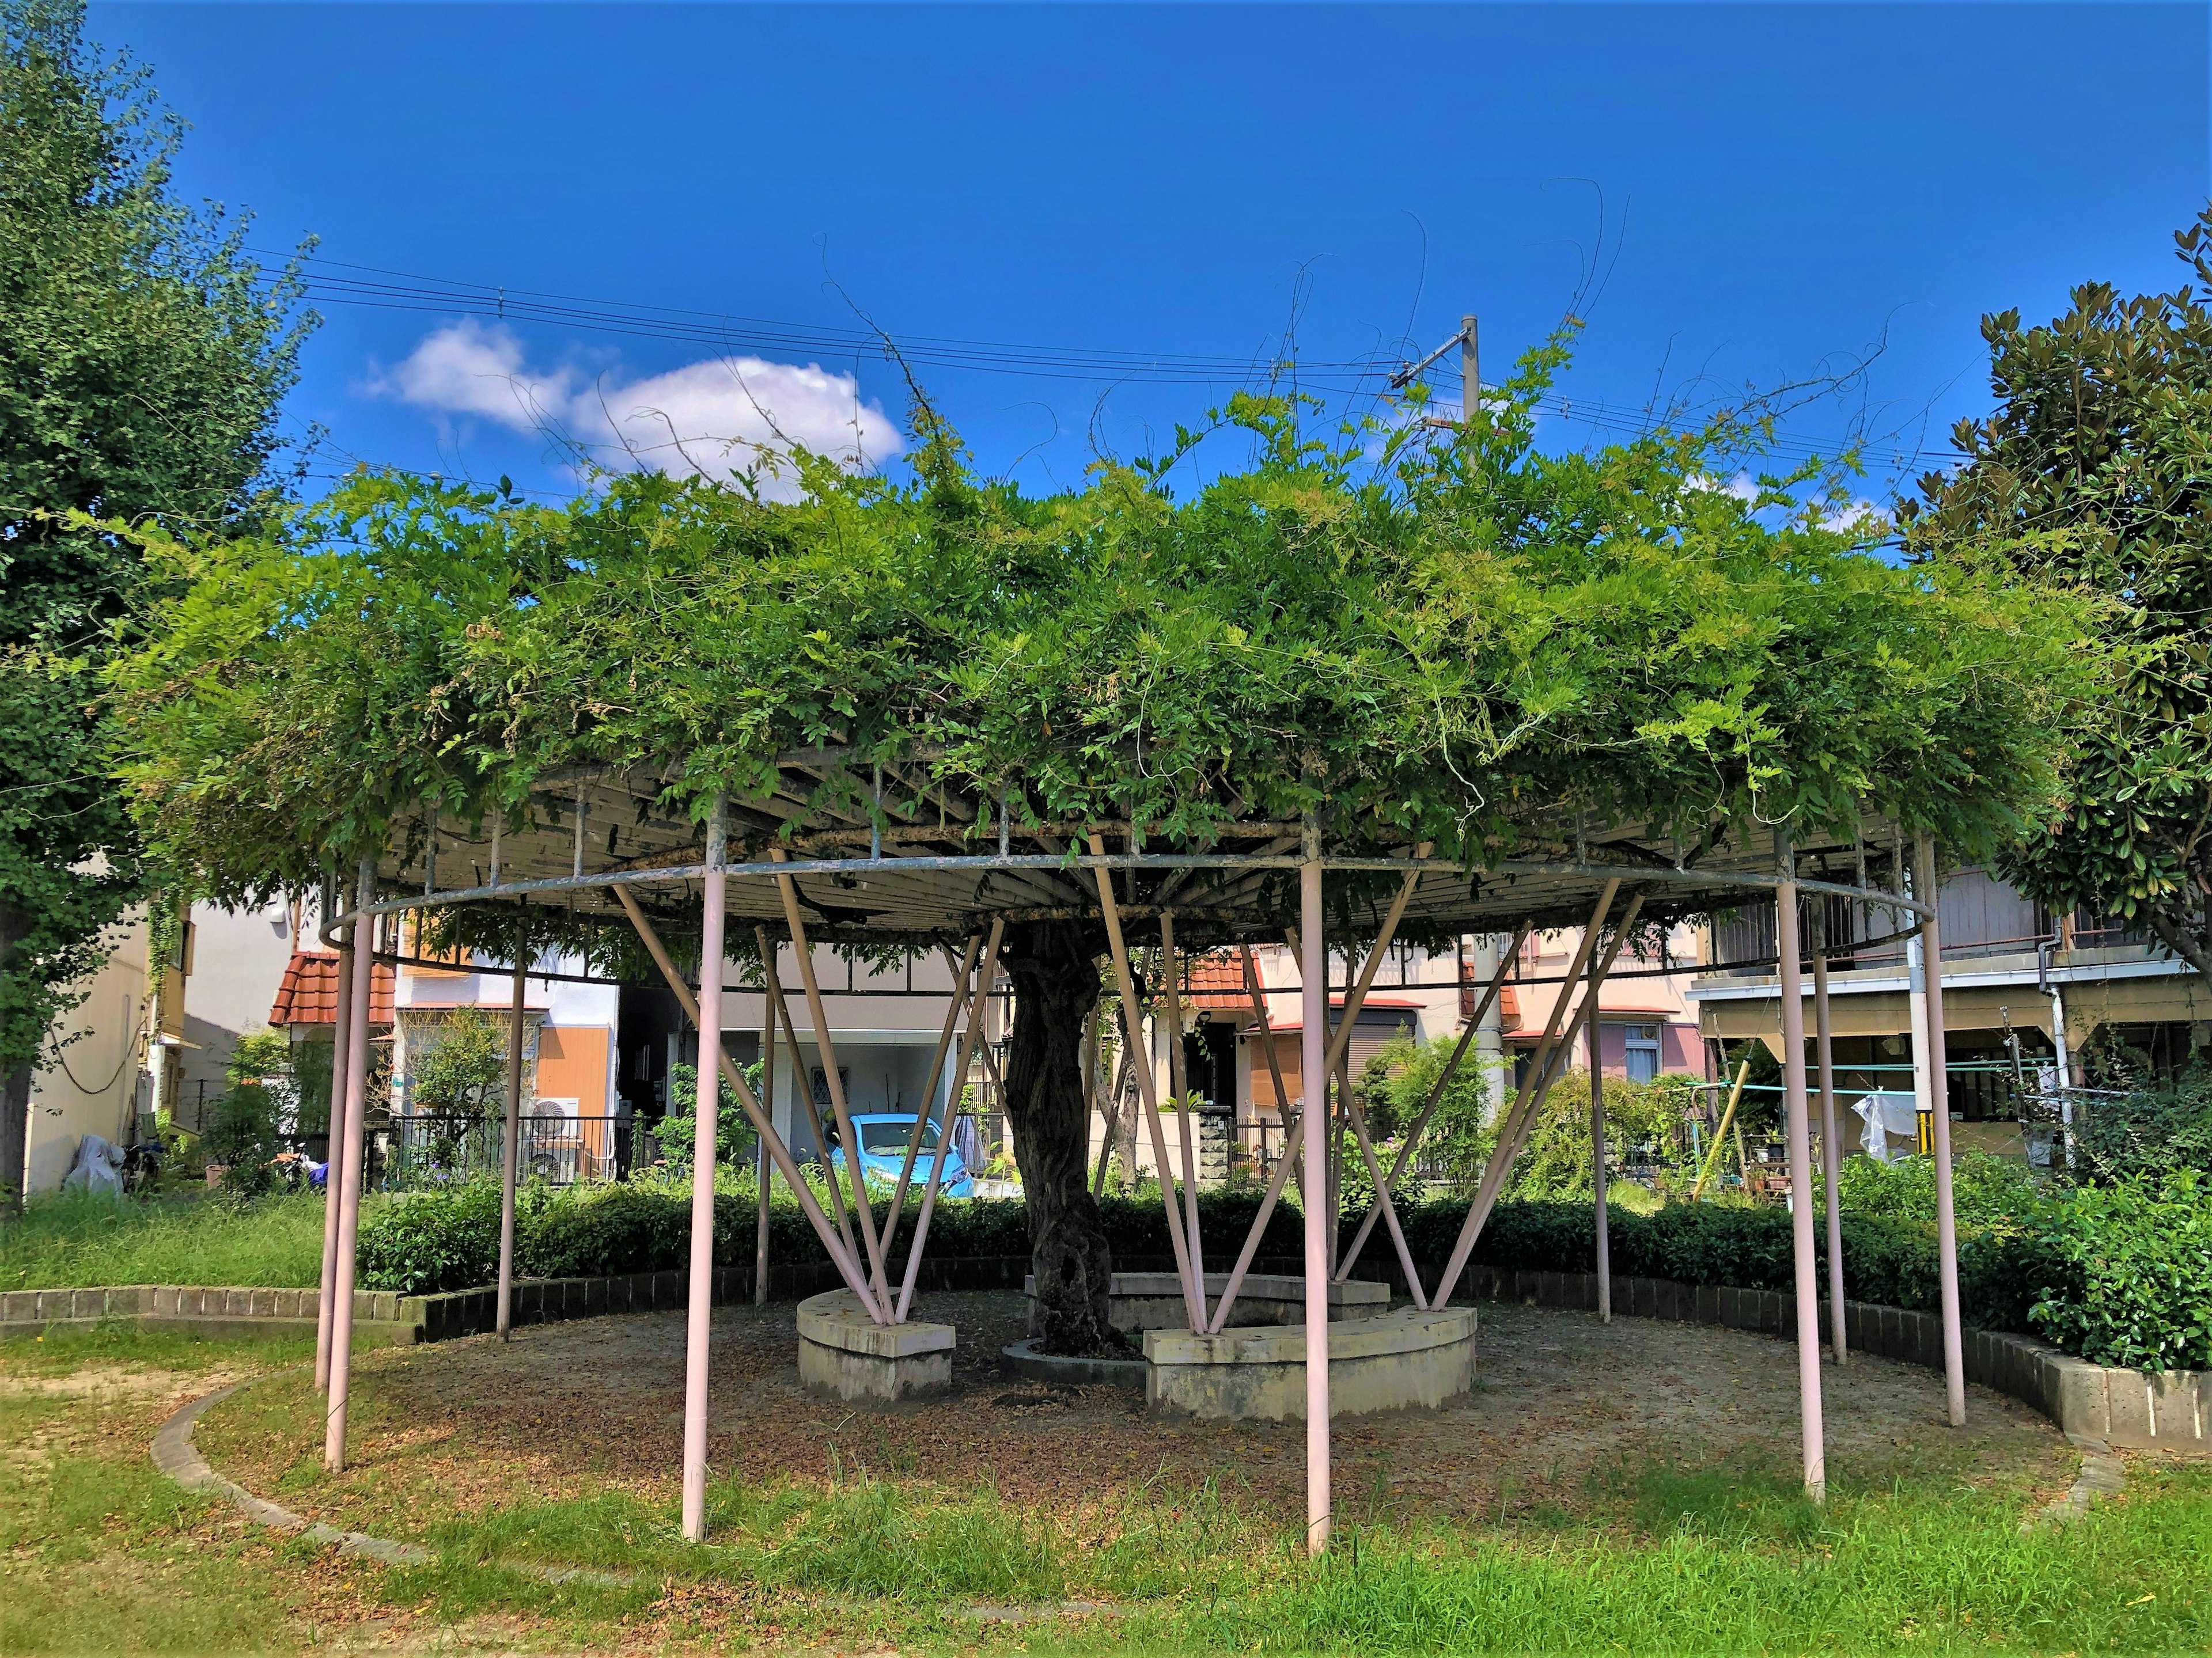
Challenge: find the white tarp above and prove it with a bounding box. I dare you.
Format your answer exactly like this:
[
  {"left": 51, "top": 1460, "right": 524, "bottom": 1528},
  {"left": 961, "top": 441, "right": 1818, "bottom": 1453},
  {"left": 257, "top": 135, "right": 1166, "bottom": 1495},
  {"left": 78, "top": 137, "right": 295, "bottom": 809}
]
[
  {"left": 61, "top": 1133, "right": 125, "bottom": 1196},
  {"left": 1851, "top": 1092, "right": 1921, "bottom": 1162}
]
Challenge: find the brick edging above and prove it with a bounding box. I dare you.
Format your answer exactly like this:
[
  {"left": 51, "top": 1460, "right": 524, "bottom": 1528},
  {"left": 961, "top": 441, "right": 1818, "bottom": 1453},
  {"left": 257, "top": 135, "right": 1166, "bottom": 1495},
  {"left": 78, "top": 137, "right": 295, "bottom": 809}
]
[
  {"left": 31, "top": 1254, "right": 2208, "bottom": 1450},
  {"left": 1447, "top": 1264, "right": 2205, "bottom": 1451}
]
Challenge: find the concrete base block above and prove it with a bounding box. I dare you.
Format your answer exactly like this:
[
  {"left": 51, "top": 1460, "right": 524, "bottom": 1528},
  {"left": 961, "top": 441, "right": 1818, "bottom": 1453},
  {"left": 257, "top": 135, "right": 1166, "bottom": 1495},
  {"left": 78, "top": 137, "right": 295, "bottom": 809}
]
[
  {"left": 1144, "top": 1306, "right": 1476, "bottom": 1421},
  {"left": 796, "top": 1290, "right": 954, "bottom": 1404},
  {"left": 1024, "top": 1271, "right": 1389, "bottom": 1335},
  {"left": 1000, "top": 1338, "right": 1149, "bottom": 1390}
]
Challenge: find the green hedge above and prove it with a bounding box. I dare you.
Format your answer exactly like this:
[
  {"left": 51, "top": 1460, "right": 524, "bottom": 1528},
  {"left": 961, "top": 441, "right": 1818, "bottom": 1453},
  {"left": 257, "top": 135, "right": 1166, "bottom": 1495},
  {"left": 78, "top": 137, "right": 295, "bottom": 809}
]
[
  {"left": 355, "top": 1182, "right": 1302, "bottom": 1297},
  {"left": 354, "top": 1175, "right": 2176, "bottom": 1367}
]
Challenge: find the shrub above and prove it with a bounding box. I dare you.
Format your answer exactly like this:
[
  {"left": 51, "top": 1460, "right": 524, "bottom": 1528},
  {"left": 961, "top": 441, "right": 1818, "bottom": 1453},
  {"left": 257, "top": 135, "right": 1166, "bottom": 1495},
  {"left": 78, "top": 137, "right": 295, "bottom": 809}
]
[
  {"left": 2070, "top": 1068, "right": 2212, "bottom": 1183},
  {"left": 2029, "top": 1172, "right": 2212, "bottom": 1371},
  {"left": 356, "top": 1179, "right": 503, "bottom": 1295}
]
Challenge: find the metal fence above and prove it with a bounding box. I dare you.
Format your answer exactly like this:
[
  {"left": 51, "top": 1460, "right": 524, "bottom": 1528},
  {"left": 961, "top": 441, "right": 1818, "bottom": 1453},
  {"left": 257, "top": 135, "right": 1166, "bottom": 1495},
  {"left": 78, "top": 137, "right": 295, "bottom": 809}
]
[{"left": 380, "top": 1114, "right": 628, "bottom": 1189}]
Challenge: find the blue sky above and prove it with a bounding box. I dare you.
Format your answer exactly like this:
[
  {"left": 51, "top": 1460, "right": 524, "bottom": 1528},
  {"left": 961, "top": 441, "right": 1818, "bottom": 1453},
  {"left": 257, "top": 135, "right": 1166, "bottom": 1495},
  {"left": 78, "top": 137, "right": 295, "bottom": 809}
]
[{"left": 101, "top": 3, "right": 2211, "bottom": 505}]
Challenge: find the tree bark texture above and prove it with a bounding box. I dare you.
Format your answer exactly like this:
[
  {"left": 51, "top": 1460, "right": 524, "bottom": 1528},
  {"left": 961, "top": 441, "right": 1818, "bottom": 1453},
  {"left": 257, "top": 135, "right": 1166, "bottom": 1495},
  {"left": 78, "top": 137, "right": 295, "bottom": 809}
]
[
  {"left": 1000, "top": 921, "right": 1127, "bottom": 1356},
  {"left": 1, "top": 1060, "right": 28, "bottom": 1212}
]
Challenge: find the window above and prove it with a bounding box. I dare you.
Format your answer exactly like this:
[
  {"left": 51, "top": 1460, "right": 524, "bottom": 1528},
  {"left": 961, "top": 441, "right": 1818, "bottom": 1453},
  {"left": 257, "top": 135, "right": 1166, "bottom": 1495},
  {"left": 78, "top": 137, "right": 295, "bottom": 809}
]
[
  {"left": 1623, "top": 1024, "right": 1662, "bottom": 1083},
  {"left": 860, "top": 1119, "right": 938, "bottom": 1154}
]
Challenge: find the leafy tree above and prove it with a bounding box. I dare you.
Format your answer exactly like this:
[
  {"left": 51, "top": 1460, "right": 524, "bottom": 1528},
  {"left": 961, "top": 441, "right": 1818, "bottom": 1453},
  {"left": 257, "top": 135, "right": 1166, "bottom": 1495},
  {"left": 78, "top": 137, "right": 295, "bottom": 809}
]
[
  {"left": 409, "top": 1005, "right": 514, "bottom": 1152},
  {"left": 0, "top": 0, "right": 312, "bottom": 1205},
  {"left": 658, "top": 1057, "right": 762, "bottom": 1179},
  {"left": 109, "top": 335, "right": 2087, "bottom": 1350},
  {"left": 1903, "top": 206, "right": 2212, "bottom": 988}
]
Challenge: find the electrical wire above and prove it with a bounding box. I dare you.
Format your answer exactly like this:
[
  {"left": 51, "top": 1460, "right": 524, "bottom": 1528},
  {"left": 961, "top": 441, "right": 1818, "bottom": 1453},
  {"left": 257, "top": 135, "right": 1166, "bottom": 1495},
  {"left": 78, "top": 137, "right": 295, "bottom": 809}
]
[{"left": 254, "top": 247, "right": 1966, "bottom": 471}]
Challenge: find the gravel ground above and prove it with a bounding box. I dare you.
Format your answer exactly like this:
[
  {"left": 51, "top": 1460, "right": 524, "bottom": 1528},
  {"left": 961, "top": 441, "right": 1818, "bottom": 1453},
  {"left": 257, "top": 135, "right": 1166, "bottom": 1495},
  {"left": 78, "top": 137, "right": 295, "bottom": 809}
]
[{"left": 199, "top": 1289, "right": 2077, "bottom": 1537}]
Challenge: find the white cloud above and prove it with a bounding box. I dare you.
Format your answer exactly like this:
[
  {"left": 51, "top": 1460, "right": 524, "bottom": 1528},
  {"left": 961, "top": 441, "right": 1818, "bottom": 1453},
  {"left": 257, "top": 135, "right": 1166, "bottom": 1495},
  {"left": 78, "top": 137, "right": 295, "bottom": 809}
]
[{"left": 367, "top": 319, "right": 903, "bottom": 498}]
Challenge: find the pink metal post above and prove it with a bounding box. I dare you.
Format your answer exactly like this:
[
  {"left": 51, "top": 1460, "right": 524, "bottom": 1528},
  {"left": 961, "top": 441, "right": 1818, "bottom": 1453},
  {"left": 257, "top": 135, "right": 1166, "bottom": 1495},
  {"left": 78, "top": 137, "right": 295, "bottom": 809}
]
[
  {"left": 1775, "top": 836, "right": 1827, "bottom": 1502},
  {"left": 1218, "top": 878, "right": 1418, "bottom": 1331},
  {"left": 324, "top": 859, "right": 376, "bottom": 1472},
  {"left": 495, "top": 951, "right": 527, "bottom": 1339},
  {"left": 1299, "top": 841, "right": 1331, "bottom": 1555},
  {"left": 1814, "top": 944, "right": 1846, "bottom": 1362},
  {"left": 1916, "top": 832, "right": 1967, "bottom": 1426},
  {"left": 313, "top": 929, "right": 355, "bottom": 1394},
  {"left": 1590, "top": 1014, "right": 1611, "bottom": 1323},
  {"left": 680, "top": 796, "right": 726, "bottom": 1542}
]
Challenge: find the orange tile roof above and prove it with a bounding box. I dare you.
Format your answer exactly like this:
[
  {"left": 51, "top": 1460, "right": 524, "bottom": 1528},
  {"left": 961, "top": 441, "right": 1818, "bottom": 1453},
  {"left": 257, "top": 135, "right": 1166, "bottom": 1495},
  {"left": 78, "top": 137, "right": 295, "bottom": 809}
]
[
  {"left": 1181, "top": 950, "right": 1252, "bottom": 1011},
  {"left": 268, "top": 951, "right": 395, "bottom": 1027}
]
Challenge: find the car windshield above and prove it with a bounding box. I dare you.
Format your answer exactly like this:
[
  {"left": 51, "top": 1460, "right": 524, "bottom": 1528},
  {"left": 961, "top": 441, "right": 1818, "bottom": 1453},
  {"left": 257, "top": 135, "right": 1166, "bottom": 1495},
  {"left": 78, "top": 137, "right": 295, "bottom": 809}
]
[{"left": 859, "top": 1120, "right": 940, "bottom": 1155}]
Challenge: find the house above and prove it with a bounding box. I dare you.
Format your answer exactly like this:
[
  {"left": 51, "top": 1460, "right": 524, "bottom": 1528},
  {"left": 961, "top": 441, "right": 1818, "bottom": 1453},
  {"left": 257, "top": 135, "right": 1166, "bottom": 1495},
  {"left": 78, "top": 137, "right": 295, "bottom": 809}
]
[
  {"left": 18, "top": 896, "right": 301, "bottom": 1196},
  {"left": 321, "top": 933, "right": 977, "bottom": 1185},
  {"left": 1088, "top": 936, "right": 1517, "bottom": 1183},
  {"left": 1496, "top": 923, "right": 1705, "bottom": 1086},
  {"left": 1685, "top": 866, "right": 2206, "bottom": 1160}
]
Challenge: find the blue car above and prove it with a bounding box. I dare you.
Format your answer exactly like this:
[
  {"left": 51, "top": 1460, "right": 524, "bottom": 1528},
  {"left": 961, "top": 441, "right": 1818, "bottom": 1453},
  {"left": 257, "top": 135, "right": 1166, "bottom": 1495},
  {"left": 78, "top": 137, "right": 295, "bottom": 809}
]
[{"left": 828, "top": 1112, "right": 973, "bottom": 1199}]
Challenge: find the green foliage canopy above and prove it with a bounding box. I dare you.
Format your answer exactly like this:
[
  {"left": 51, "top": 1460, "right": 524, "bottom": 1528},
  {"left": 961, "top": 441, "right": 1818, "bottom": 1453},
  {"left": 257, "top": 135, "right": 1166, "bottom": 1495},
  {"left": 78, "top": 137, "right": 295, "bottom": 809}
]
[{"left": 113, "top": 333, "right": 2089, "bottom": 919}]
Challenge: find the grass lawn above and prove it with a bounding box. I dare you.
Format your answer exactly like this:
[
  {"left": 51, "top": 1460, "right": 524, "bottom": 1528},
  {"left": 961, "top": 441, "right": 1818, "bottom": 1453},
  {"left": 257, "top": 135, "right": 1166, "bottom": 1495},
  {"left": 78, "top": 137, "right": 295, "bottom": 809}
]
[
  {"left": 0, "top": 1190, "right": 333, "bottom": 1292},
  {"left": 9, "top": 1311, "right": 2211, "bottom": 1652}
]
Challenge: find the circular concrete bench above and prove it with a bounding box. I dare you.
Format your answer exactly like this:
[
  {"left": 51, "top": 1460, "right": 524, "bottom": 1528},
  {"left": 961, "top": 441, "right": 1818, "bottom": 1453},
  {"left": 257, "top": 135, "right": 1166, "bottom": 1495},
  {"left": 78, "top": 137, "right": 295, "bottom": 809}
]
[
  {"left": 1024, "top": 1271, "right": 1390, "bottom": 1334},
  {"left": 1143, "top": 1305, "right": 1477, "bottom": 1420},
  {"left": 796, "top": 1289, "right": 955, "bottom": 1403}
]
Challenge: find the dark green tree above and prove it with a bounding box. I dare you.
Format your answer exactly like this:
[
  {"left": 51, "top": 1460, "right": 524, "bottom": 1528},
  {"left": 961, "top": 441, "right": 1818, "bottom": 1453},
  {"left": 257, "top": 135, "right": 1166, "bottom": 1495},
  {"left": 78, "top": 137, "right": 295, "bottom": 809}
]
[
  {"left": 0, "top": 0, "right": 313, "bottom": 1204},
  {"left": 1903, "top": 206, "right": 2212, "bottom": 990}
]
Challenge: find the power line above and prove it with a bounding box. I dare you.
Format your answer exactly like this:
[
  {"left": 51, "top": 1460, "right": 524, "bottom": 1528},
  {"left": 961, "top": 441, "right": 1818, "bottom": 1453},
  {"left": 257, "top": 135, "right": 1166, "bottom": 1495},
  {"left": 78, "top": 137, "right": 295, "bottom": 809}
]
[{"left": 256, "top": 248, "right": 1965, "bottom": 469}]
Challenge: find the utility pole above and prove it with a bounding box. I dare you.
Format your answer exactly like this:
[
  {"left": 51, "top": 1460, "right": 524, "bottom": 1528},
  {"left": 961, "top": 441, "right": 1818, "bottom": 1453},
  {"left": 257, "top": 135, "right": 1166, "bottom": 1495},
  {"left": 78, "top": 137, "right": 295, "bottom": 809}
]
[
  {"left": 1392, "top": 313, "right": 1480, "bottom": 430},
  {"left": 1461, "top": 314, "right": 1479, "bottom": 427}
]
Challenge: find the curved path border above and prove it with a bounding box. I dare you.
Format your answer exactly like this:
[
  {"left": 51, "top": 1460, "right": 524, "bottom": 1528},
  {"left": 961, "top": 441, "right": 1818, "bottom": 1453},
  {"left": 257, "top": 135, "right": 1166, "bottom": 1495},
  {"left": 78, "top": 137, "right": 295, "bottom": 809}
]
[{"left": 150, "top": 1371, "right": 628, "bottom": 1584}]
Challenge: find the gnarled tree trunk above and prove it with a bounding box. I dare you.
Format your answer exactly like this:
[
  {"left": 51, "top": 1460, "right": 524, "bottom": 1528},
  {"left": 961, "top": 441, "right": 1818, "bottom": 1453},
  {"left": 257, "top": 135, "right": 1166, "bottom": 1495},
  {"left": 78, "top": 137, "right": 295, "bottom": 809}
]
[{"left": 999, "top": 920, "right": 1126, "bottom": 1356}]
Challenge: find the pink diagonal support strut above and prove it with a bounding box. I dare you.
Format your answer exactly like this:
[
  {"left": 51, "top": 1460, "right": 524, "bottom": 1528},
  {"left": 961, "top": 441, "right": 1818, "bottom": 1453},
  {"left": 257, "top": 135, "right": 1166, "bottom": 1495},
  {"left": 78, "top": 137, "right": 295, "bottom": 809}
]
[
  {"left": 1339, "top": 1082, "right": 1427, "bottom": 1308},
  {"left": 1430, "top": 887, "right": 1641, "bottom": 1309},
  {"left": 1485, "top": 897, "right": 1647, "bottom": 1221},
  {"left": 756, "top": 925, "right": 861, "bottom": 1266},
  {"left": 1206, "top": 944, "right": 1303, "bottom": 1334},
  {"left": 770, "top": 850, "right": 892, "bottom": 1308},
  {"left": 882, "top": 934, "right": 982, "bottom": 1256},
  {"left": 615, "top": 887, "right": 883, "bottom": 1322},
  {"left": 1087, "top": 833, "right": 1205, "bottom": 1330},
  {"left": 1159, "top": 912, "right": 1206, "bottom": 1293},
  {"left": 680, "top": 798, "right": 726, "bottom": 1542},
  {"left": 896, "top": 921, "right": 1006, "bottom": 1321},
  {"left": 1335, "top": 922, "right": 1531, "bottom": 1283}
]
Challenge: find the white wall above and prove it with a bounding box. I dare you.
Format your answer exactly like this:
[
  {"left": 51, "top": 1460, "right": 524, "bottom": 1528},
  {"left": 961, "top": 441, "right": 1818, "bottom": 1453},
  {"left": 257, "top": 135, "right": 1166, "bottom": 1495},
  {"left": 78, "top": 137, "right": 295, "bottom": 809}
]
[{"left": 24, "top": 913, "right": 150, "bottom": 1196}]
